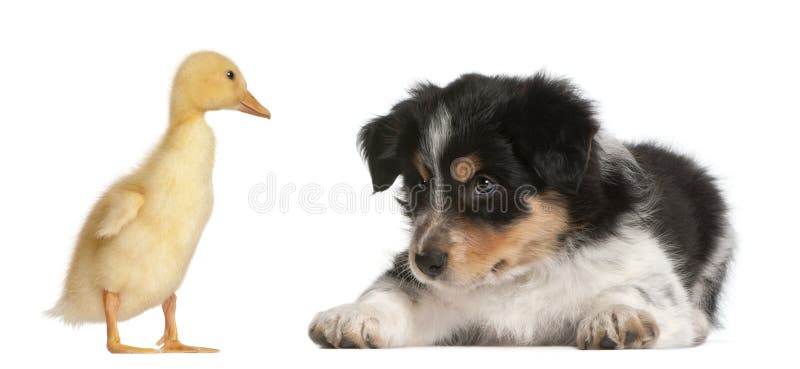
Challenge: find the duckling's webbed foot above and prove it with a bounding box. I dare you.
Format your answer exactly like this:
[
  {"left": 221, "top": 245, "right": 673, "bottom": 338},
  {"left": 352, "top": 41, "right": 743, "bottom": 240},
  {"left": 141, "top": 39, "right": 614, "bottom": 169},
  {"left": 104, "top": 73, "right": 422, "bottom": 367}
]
[
  {"left": 156, "top": 293, "right": 219, "bottom": 354},
  {"left": 107, "top": 342, "right": 159, "bottom": 354},
  {"left": 103, "top": 291, "right": 158, "bottom": 354},
  {"left": 157, "top": 339, "right": 219, "bottom": 353}
]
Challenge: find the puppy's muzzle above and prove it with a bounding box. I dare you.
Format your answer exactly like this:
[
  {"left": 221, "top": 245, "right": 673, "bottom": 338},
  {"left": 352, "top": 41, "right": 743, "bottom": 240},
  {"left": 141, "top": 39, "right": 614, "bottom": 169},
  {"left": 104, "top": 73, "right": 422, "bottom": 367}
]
[{"left": 414, "top": 250, "right": 448, "bottom": 278}]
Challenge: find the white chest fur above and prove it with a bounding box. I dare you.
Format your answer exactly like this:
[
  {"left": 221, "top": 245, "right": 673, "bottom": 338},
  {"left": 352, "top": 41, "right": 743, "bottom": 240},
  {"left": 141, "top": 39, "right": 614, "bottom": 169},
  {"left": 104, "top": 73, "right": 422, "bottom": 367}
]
[{"left": 343, "top": 226, "right": 697, "bottom": 348}]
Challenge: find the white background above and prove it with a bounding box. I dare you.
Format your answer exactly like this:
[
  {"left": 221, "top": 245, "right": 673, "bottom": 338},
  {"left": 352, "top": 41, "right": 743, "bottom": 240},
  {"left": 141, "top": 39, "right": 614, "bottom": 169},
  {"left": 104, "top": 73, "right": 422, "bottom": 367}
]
[{"left": 1, "top": 0, "right": 798, "bottom": 367}]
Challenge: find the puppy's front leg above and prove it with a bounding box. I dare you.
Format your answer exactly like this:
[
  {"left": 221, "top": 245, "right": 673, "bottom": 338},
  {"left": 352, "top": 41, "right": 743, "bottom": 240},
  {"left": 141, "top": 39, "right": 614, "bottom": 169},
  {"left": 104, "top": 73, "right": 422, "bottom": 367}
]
[
  {"left": 576, "top": 278, "right": 697, "bottom": 349},
  {"left": 576, "top": 302, "right": 660, "bottom": 350},
  {"left": 309, "top": 277, "right": 420, "bottom": 348}
]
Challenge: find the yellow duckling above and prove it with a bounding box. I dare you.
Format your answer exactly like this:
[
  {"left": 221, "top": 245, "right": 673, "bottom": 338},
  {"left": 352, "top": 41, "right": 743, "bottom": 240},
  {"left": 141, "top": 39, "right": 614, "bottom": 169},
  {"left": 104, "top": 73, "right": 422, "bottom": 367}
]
[{"left": 49, "top": 51, "right": 270, "bottom": 353}]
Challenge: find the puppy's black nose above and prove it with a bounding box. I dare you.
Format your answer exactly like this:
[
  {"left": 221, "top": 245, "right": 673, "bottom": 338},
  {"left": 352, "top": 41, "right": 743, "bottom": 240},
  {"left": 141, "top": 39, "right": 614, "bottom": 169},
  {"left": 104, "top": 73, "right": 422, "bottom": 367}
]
[{"left": 414, "top": 251, "right": 448, "bottom": 278}]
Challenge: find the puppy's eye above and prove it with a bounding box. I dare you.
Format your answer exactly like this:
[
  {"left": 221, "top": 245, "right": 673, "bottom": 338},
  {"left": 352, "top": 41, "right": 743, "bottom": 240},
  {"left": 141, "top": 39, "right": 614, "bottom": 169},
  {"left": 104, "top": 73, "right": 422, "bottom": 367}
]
[
  {"left": 475, "top": 176, "right": 497, "bottom": 195},
  {"left": 419, "top": 178, "right": 429, "bottom": 190},
  {"left": 226, "top": 70, "right": 235, "bottom": 80}
]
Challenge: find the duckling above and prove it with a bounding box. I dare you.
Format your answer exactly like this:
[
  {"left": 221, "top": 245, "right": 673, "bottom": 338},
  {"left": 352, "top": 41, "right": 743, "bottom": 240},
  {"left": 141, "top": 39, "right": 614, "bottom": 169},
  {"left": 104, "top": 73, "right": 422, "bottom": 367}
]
[{"left": 49, "top": 51, "right": 270, "bottom": 353}]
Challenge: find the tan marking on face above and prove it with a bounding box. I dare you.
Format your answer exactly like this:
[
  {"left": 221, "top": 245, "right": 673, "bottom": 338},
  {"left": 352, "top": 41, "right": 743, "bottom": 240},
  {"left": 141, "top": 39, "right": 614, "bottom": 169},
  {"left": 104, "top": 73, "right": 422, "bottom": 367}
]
[
  {"left": 413, "top": 151, "right": 431, "bottom": 182},
  {"left": 449, "top": 154, "right": 480, "bottom": 183},
  {"left": 443, "top": 191, "right": 570, "bottom": 282}
]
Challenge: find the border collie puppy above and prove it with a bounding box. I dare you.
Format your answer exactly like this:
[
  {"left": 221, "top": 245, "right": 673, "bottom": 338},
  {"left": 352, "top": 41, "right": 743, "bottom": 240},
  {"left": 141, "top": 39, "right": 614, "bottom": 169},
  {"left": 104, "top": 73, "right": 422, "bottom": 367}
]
[{"left": 309, "top": 73, "right": 734, "bottom": 349}]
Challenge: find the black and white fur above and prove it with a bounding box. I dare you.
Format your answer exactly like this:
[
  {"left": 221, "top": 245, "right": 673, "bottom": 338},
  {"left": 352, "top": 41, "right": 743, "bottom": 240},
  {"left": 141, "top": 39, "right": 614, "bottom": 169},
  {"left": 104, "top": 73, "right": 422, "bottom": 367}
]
[{"left": 309, "top": 73, "right": 733, "bottom": 349}]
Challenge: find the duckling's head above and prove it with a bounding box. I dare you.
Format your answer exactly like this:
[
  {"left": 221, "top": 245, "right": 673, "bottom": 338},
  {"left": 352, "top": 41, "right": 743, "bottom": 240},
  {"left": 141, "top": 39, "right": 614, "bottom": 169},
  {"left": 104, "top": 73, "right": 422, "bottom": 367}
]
[{"left": 171, "top": 51, "right": 270, "bottom": 122}]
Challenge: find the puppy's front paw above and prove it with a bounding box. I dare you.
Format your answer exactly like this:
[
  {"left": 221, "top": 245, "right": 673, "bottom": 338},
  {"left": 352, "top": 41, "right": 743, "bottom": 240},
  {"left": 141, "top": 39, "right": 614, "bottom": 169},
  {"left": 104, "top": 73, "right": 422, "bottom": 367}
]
[
  {"left": 308, "top": 304, "right": 392, "bottom": 348},
  {"left": 577, "top": 305, "right": 659, "bottom": 349}
]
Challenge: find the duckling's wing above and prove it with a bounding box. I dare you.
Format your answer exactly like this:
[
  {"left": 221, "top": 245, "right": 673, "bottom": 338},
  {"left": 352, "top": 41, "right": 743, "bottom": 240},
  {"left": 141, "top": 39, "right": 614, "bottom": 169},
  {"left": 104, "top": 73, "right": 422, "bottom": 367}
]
[{"left": 95, "top": 189, "right": 144, "bottom": 239}]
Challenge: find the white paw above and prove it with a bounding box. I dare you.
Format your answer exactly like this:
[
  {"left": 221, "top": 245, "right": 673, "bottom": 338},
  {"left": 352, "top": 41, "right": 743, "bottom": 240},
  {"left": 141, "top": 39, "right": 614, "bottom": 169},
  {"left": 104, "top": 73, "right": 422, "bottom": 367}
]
[
  {"left": 308, "top": 303, "right": 398, "bottom": 348},
  {"left": 577, "top": 304, "right": 660, "bottom": 349}
]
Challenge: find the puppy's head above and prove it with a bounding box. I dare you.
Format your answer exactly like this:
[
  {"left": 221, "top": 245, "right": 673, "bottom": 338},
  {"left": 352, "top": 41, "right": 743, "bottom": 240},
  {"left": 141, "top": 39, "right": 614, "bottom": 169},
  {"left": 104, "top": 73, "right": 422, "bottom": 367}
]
[{"left": 358, "top": 73, "right": 599, "bottom": 288}]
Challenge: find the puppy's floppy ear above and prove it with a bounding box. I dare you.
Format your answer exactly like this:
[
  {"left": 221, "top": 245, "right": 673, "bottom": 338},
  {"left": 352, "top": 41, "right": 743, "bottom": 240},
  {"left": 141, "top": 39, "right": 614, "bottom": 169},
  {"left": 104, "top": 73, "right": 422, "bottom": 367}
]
[
  {"left": 503, "top": 73, "right": 599, "bottom": 194},
  {"left": 358, "top": 83, "right": 439, "bottom": 192},
  {"left": 357, "top": 114, "right": 407, "bottom": 192}
]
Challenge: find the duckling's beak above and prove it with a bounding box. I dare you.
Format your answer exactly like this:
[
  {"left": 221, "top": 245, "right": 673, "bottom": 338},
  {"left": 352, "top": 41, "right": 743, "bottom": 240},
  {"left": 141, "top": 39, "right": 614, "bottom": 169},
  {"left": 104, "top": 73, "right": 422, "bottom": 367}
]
[{"left": 238, "top": 90, "right": 271, "bottom": 119}]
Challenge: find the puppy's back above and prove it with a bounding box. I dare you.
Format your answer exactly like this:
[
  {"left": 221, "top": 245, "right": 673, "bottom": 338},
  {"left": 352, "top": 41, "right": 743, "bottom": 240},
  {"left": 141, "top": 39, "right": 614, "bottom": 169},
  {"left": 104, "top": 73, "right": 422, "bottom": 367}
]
[{"left": 628, "top": 142, "right": 733, "bottom": 323}]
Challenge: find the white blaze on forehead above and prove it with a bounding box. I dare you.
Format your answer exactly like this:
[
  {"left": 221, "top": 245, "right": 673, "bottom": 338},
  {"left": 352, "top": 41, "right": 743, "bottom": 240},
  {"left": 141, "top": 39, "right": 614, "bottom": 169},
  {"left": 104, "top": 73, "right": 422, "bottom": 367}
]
[
  {"left": 421, "top": 105, "right": 452, "bottom": 175},
  {"left": 421, "top": 106, "right": 452, "bottom": 212}
]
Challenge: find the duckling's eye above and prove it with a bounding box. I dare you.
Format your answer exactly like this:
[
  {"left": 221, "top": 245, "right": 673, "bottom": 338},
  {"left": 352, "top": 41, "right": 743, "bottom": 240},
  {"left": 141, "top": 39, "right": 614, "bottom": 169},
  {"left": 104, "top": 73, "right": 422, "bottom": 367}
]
[
  {"left": 226, "top": 70, "right": 235, "bottom": 80},
  {"left": 474, "top": 175, "right": 497, "bottom": 195}
]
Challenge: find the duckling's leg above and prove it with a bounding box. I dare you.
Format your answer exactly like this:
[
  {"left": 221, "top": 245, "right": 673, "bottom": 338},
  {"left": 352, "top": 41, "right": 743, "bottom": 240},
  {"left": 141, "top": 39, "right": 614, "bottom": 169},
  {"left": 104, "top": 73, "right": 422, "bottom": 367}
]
[
  {"left": 103, "top": 291, "right": 158, "bottom": 354},
  {"left": 156, "top": 293, "right": 219, "bottom": 353}
]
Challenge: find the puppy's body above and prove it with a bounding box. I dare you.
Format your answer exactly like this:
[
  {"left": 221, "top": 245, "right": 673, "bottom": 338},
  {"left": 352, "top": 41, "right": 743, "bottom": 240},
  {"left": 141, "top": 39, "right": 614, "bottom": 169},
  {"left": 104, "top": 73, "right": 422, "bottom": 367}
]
[{"left": 310, "top": 74, "right": 733, "bottom": 349}]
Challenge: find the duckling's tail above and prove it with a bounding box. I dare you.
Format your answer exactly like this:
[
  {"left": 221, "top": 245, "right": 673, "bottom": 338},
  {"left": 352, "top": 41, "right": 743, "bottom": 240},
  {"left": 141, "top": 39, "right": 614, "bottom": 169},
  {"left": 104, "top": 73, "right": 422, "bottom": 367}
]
[
  {"left": 45, "top": 298, "right": 77, "bottom": 326},
  {"left": 46, "top": 290, "right": 105, "bottom": 326}
]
